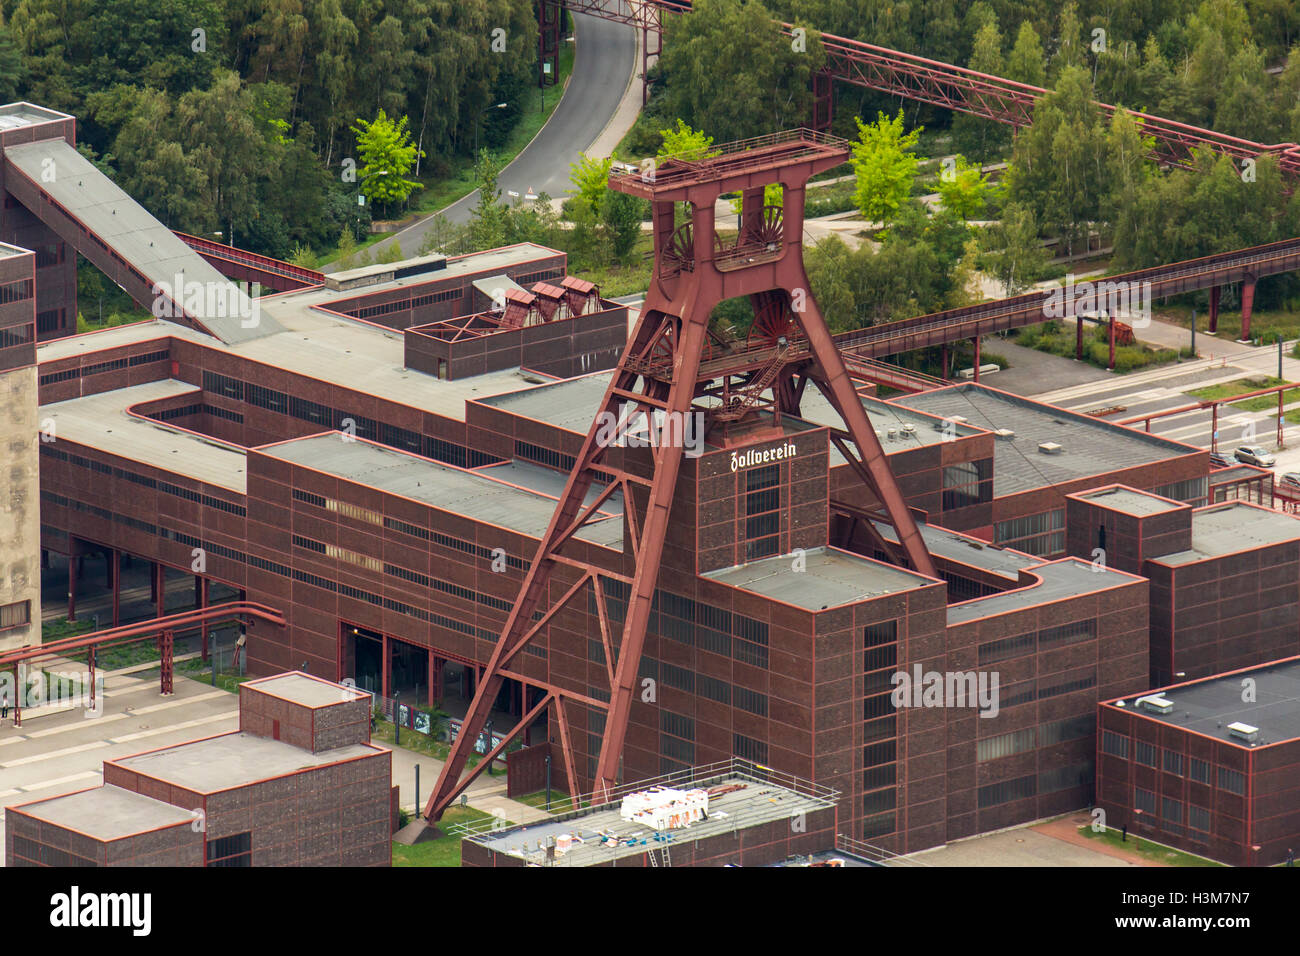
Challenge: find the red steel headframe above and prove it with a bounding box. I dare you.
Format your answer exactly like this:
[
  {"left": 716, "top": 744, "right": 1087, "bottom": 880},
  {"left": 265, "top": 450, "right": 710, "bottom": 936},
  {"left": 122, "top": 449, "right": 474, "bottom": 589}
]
[{"left": 424, "top": 129, "right": 936, "bottom": 818}]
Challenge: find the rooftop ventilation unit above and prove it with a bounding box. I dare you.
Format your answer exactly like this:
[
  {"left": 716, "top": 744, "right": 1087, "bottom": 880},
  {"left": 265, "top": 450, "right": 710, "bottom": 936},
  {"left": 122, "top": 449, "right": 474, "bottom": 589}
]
[
  {"left": 1038, "top": 441, "right": 1064, "bottom": 455},
  {"left": 886, "top": 428, "right": 897, "bottom": 439},
  {"left": 993, "top": 428, "right": 1015, "bottom": 440},
  {"left": 935, "top": 415, "right": 967, "bottom": 431},
  {"left": 900, "top": 422, "right": 916, "bottom": 435},
  {"left": 1227, "top": 721, "right": 1259, "bottom": 743},
  {"left": 1137, "top": 694, "right": 1174, "bottom": 714}
]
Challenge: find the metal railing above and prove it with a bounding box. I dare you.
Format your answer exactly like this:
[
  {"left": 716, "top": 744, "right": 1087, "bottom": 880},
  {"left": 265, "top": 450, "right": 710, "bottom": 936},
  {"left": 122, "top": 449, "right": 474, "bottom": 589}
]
[{"left": 834, "top": 833, "right": 934, "bottom": 867}]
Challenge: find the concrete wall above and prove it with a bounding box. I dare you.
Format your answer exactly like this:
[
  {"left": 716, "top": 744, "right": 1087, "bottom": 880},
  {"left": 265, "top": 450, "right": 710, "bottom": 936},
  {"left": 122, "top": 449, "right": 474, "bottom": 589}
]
[{"left": 0, "top": 363, "right": 40, "bottom": 651}]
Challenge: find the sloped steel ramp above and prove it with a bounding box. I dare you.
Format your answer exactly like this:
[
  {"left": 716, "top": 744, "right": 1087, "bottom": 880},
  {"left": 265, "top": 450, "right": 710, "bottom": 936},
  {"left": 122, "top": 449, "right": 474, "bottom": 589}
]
[{"left": 3, "top": 137, "right": 282, "bottom": 345}]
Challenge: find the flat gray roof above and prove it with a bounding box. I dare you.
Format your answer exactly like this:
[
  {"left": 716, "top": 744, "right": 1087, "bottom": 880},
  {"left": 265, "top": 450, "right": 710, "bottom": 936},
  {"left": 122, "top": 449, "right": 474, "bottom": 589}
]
[
  {"left": 894, "top": 384, "right": 1201, "bottom": 497},
  {"left": 244, "top": 672, "right": 367, "bottom": 709},
  {"left": 0, "top": 240, "right": 31, "bottom": 258},
  {"left": 1150, "top": 502, "right": 1300, "bottom": 566},
  {"left": 40, "top": 379, "right": 248, "bottom": 492},
  {"left": 1077, "top": 486, "right": 1186, "bottom": 516},
  {"left": 797, "top": 387, "right": 985, "bottom": 452},
  {"left": 471, "top": 773, "right": 837, "bottom": 867},
  {"left": 1108, "top": 658, "right": 1300, "bottom": 746},
  {"left": 14, "top": 784, "right": 193, "bottom": 841},
  {"left": 479, "top": 373, "right": 983, "bottom": 460},
  {"left": 476, "top": 459, "right": 623, "bottom": 515},
  {"left": 477, "top": 373, "right": 611, "bottom": 433},
  {"left": 5, "top": 138, "right": 278, "bottom": 345},
  {"left": 0, "top": 102, "right": 72, "bottom": 128},
  {"left": 111, "top": 732, "right": 380, "bottom": 793},
  {"left": 261, "top": 434, "right": 622, "bottom": 549},
  {"left": 703, "top": 545, "right": 936, "bottom": 609},
  {"left": 873, "top": 520, "right": 1038, "bottom": 581},
  {"left": 946, "top": 557, "right": 1138, "bottom": 625}
]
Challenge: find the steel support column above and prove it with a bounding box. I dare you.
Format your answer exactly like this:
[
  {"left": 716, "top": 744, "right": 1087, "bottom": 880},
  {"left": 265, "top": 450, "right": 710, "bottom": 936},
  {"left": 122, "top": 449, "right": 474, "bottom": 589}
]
[
  {"left": 67, "top": 535, "right": 77, "bottom": 623},
  {"left": 160, "top": 630, "right": 174, "bottom": 695},
  {"left": 1209, "top": 284, "right": 1220, "bottom": 333},
  {"left": 972, "top": 336, "right": 980, "bottom": 381},
  {"left": 1240, "top": 276, "right": 1256, "bottom": 341},
  {"left": 1076, "top": 315, "right": 1084, "bottom": 360},
  {"left": 1108, "top": 315, "right": 1116, "bottom": 370}
]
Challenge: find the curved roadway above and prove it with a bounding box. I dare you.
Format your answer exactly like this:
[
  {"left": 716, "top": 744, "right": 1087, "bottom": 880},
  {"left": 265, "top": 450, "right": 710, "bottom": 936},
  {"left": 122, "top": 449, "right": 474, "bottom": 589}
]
[{"left": 360, "top": 12, "right": 637, "bottom": 264}]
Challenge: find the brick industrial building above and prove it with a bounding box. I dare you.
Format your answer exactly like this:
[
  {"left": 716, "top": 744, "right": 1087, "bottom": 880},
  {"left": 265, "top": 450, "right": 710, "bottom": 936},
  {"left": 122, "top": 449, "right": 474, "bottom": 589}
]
[
  {"left": 6, "top": 114, "right": 1300, "bottom": 863},
  {"left": 1095, "top": 658, "right": 1300, "bottom": 867},
  {"left": 5, "top": 672, "right": 391, "bottom": 866}
]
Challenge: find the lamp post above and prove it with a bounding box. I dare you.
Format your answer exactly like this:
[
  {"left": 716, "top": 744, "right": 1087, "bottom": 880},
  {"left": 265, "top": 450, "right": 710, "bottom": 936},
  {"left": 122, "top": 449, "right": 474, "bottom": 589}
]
[{"left": 475, "top": 103, "right": 509, "bottom": 155}]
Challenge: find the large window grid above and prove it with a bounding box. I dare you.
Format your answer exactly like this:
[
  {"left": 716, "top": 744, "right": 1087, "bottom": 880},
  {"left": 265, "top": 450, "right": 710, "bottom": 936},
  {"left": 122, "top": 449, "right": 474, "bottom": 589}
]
[
  {"left": 743, "top": 464, "right": 782, "bottom": 560},
  {"left": 942, "top": 458, "right": 993, "bottom": 511},
  {"left": 995, "top": 508, "right": 1065, "bottom": 557}
]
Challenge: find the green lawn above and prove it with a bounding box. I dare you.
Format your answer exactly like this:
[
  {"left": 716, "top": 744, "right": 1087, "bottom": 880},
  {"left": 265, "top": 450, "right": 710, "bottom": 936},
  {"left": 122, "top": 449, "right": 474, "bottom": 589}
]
[
  {"left": 1078, "top": 825, "right": 1224, "bottom": 867},
  {"left": 1161, "top": 303, "right": 1300, "bottom": 344},
  {"left": 514, "top": 788, "right": 587, "bottom": 813},
  {"left": 1013, "top": 321, "right": 1191, "bottom": 373},
  {"left": 42, "top": 617, "right": 95, "bottom": 642},
  {"left": 175, "top": 658, "right": 253, "bottom": 694},
  {"left": 1186, "top": 377, "right": 1296, "bottom": 409},
  {"left": 65, "top": 639, "right": 162, "bottom": 672},
  {"left": 392, "top": 805, "right": 503, "bottom": 867}
]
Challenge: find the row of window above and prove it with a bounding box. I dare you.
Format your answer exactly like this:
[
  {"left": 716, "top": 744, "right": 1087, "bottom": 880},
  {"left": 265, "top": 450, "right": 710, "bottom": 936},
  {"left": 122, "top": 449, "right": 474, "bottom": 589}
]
[
  {"left": 0, "top": 278, "right": 32, "bottom": 304},
  {"left": 39, "top": 492, "right": 523, "bottom": 653},
  {"left": 976, "top": 715, "right": 1096, "bottom": 763},
  {"left": 995, "top": 508, "right": 1066, "bottom": 557},
  {"left": 941, "top": 460, "right": 994, "bottom": 511},
  {"left": 1135, "top": 788, "right": 1213, "bottom": 838},
  {"left": 39, "top": 349, "right": 169, "bottom": 386},
  {"left": 347, "top": 286, "right": 463, "bottom": 321},
  {"left": 979, "top": 618, "right": 1096, "bottom": 665},
  {"left": 203, "top": 370, "right": 498, "bottom": 469},
  {"left": 40, "top": 445, "right": 246, "bottom": 515},
  {"left": 977, "top": 760, "right": 1094, "bottom": 809},
  {"left": 1105, "top": 732, "right": 1246, "bottom": 794},
  {"left": 0, "top": 324, "right": 31, "bottom": 349},
  {"left": 593, "top": 577, "right": 770, "bottom": 670},
  {"left": 634, "top": 654, "right": 770, "bottom": 717},
  {"left": 10, "top": 836, "right": 95, "bottom": 868}
]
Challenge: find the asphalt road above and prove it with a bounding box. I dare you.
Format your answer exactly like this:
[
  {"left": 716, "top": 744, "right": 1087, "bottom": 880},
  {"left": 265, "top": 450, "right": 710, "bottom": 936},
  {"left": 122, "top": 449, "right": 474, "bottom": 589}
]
[{"left": 359, "top": 12, "right": 636, "bottom": 264}]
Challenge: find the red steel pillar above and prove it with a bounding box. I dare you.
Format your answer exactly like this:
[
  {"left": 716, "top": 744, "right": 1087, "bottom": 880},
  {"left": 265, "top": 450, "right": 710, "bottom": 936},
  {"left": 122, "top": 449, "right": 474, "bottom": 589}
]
[
  {"left": 1076, "top": 315, "right": 1084, "bottom": 359},
  {"left": 110, "top": 548, "right": 120, "bottom": 627},
  {"left": 1108, "top": 315, "right": 1116, "bottom": 370},
  {"left": 160, "top": 630, "right": 174, "bottom": 695},
  {"left": 1240, "top": 276, "right": 1256, "bottom": 341},
  {"left": 67, "top": 536, "right": 77, "bottom": 623},
  {"left": 1211, "top": 404, "right": 1219, "bottom": 453},
  {"left": 972, "top": 337, "right": 980, "bottom": 382},
  {"left": 1209, "top": 285, "right": 1220, "bottom": 333},
  {"left": 812, "top": 69, "right": 834, "bottom": 131}
]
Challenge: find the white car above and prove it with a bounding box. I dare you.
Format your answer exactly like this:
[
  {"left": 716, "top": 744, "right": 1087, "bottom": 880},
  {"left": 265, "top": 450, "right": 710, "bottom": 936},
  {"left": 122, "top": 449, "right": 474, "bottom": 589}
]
[{"left": 1234, "top": 445, "right": 1277, "bottom": 468}]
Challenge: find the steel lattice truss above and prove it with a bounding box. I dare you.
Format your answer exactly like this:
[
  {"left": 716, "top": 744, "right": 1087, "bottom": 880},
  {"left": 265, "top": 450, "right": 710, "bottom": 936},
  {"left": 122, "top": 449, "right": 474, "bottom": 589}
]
[{"left": 425, "top": 131, "right": 938, "bottom": 818}]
